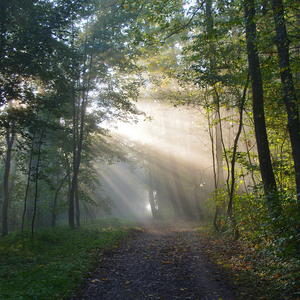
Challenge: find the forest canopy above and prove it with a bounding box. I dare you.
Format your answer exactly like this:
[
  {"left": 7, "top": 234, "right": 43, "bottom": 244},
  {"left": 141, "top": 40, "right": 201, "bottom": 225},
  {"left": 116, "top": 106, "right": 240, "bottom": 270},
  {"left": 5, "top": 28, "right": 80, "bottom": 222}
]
[{"left": 0, "top": 0, "right": 299, "bottom": 259}]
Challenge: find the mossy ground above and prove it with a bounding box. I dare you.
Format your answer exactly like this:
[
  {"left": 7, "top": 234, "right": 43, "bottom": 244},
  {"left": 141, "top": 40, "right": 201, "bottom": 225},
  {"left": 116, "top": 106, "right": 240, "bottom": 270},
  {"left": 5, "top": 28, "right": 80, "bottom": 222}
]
[{"left": 0, "top": 217, "right": 137, "bottom": 300}]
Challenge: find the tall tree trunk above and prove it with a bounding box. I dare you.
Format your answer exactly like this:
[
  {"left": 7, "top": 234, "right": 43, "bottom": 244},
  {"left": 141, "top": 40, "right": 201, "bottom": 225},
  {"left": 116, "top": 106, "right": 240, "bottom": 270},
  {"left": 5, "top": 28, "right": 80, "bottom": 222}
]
[
  {"left": 215, "top": 103, "right": 225, "bottom": 189},
  {"left": 69, "top": 27, "right": 94, "bottom": 227},
  {"left": 148, "top": 162, "right": 158, "bottom": 219},
  {"left": 68, "top": 22, "right": 78, "bottom": 228},
  {"left": 244, "top": 0, "right": 281, "bottom": 214},
  {"left": 22, "top": 133, "right": 35, "bottom": 231},
  {"left": 207, "top": 107, "right": 220, "bottom": 230},
  {"left": 271, "top": 0, "right": 300, "bottom": 215},
  {"left": 69, "top": 83, "right": 77, "bottom": 228},
  {"left": 69, "top": 88, "right": 88, "bottom": 227},
  {"left": 2, "top": 120, "right": 15, "bottom": 237},
  {"left": 205, "top": 0, "right": 225, "bottom": 228},
  {"left": 205, "top": 0, "right": 225, "bottom": 189},
  {"left": 227, "top": 74, "right": 249, "bottom": 240},
  {"left": 242, "top": 125, "right": 257, "bottom": 188},
  {"left": 31, "top": 113, "right": 50, "bottom": 237},
  {"left": 52, "top": 173, "right": 68, "bottom": 227},
  {"left": 75, "top": 180, "right": 80, "bottom": 227}
]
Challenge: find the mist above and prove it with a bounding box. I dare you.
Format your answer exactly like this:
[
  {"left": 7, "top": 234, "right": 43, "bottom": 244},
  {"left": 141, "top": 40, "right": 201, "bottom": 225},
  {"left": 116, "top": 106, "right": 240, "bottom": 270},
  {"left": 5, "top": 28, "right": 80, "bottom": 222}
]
[{"left": 97, "top": 97, "right": 217, "bottom": 221}]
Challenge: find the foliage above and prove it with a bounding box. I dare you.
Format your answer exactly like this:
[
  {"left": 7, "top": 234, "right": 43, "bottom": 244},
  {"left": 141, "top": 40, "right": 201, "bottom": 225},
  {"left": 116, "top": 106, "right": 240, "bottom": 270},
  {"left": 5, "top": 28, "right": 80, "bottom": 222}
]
[{"left": 196, "top": 224, "right": 300, "bottom": 299}]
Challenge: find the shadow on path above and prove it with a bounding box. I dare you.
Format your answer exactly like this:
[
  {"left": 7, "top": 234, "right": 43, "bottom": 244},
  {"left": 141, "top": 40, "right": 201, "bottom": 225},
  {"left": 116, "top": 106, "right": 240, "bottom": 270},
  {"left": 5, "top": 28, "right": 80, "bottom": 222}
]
[{"left": 69, "top": 220, "right": 239, "bottom": 300}]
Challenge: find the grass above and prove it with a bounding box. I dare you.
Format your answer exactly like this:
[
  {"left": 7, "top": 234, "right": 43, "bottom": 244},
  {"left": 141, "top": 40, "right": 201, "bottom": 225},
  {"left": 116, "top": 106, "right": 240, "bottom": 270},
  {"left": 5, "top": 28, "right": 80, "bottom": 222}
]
[
  {"left": 196, "top": 225, "right": 300, "bottom": 299},
  {"left": 0, "top": 217, "right": 137, "bottom": 300}
]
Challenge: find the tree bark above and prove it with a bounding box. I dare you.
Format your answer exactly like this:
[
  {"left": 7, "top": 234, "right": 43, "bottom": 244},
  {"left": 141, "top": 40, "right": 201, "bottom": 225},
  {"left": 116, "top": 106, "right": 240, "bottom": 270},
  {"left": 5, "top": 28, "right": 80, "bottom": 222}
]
[
  {"left": 52, "top": 173, "right": 68, "bottom": 227},
  {"left": 271, "top": 0, "right": 300, "bottom": 215},
  {"left": 69, "top": 84, "right": 77, "bottom": 228},
  {"left": 22, "top": 133, "right": 35, "bottom": 231},
  {"left": 244, "top": 0, "right": 281, "bottom": 214},
  {"left": 69, "top": 26, "right": 94, "bottom": 227},
  {"left": 31, "top": 113, "right": 51, "bottom": 237},
  {"left": 2, "top": 119, "right": 15, "bottom": 237},
  {"left": 207, "top": 107, "right": 220, "bottom": 230},
  {"left": 75, "top": 180, "right": 80, "bottom": 227},
  {"left": 227, "top": 74, "right": 249, "bottom": 240}
]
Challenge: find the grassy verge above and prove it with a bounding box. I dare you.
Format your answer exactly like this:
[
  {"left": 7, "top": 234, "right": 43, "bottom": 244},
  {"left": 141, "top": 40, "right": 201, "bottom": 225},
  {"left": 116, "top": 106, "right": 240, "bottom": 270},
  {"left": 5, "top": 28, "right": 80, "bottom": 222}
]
[
  {"left": 196, "top": 225, "right": 300, "bottom": 300},
  {"left": 0, "top": 217, "right": 137, "bottom": 300}
]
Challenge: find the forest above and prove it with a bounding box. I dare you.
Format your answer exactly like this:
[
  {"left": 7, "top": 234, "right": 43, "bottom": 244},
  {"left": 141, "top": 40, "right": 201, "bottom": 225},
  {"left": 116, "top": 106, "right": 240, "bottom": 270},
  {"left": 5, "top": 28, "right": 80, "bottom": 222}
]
[{"left": 0, "top": 0, "right": 300, "bottom": 298}]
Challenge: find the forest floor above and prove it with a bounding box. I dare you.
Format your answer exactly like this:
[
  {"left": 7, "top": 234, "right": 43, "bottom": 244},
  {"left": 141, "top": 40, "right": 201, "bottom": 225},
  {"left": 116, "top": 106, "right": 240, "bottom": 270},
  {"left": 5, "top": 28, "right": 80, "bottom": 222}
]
[{"left": 69, "top": 219, "right": 242, "bottom": 300}]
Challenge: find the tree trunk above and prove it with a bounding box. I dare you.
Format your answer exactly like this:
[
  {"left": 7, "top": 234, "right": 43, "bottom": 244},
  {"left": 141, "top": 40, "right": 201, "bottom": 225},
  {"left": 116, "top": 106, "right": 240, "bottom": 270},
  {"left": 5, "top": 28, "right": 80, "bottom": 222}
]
[
  {"left": 242, "top": 125, "right": 257, "bottom": 188},
  {"left": 69, "top": 27, "right": 94, "bottom": 227},
  {"left": 69, "top": 82, "right": 77, "bottom": 228},
  {"left": 244, "top": 0, "right": 281, "bottom": 214},
  {"left": 271, "top": 0, "right": 300, "bottom": 215},
  {"left": 205, "top": 0, "right": 224, "bottom": 189},
  {"left": 205, "top": 0, "right": 225, "bottom": 228},
  {"left": 31, "top": 113, "right": 50, "bottom": 237},
  {"left": 207, "top": 107, "right": 220, "bottom": 230},
  {"left": 215, "top": 103, "right": 225, "bottom": 189},
  {"left": 75, "top": 180, "right": 80, "bottom": 227},
  {"left": 22, "top": 133, "right": 35, "bottom": 231},
  {"left": 187, "top": 117, "right": 204, "bottom": 221},
  {"left": 52, "top": 173, "right": 68, "bottom": 227},
  {"left": 2, "top": 120, "right": 15, "bottom": 237},
  {"left": 227, "top": 74, "right": 249, "bottom": 240},
  {"left": 148, "top": 162, "right": 158, "bottom": 219},
  {"left": 152, "top": 162, "right": 163, "bottom": 212}
]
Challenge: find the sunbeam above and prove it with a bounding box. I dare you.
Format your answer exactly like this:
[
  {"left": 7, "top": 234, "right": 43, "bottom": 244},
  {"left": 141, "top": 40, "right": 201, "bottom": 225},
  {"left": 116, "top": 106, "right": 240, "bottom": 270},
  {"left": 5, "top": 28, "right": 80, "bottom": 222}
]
[{"left": 101, "top": 99, "right": 217, "bottom": 220}]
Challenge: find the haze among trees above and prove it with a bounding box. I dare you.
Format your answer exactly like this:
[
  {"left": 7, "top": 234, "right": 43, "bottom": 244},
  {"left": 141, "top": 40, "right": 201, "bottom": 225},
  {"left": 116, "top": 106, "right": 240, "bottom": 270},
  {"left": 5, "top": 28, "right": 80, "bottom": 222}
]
[{"left": 0, "top": 0, "right": 300, "bottom": 291}]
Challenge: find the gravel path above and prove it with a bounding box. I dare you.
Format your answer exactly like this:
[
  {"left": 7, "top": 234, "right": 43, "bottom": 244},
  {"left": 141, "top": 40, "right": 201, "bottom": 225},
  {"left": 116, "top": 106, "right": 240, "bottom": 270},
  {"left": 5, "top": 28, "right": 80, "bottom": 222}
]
[{"left": 69, "top": 220, "right": 240, "bottom": 300}]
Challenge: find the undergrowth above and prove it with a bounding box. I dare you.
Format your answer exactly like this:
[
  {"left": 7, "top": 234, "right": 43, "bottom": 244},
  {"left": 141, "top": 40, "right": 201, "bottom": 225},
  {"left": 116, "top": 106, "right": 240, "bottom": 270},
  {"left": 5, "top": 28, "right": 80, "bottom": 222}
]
[
  {"left": 0, "top": 217, "right": 137, "bottom": 300},
  {"left": 196, "top": 225, "right": 300, "bottom": 300}
]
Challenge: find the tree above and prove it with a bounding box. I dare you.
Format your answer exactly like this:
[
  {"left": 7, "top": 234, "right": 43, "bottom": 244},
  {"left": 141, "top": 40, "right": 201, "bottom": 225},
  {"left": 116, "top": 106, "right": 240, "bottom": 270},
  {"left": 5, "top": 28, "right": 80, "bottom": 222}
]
[
  {"left": 0, "top": 0, "right": 89, "bottom": 235},
  {"left": 271, "top": 0, "right": 300, "bottom": 217},
  {"left": 1, "top": 106, "right": 15, "bottom": 236},
  {"left": 244, "top": 0, "right": 281, "bottom": 214},
  {"left": 66, "top": 1, "right": 143, "bottom": 227}
]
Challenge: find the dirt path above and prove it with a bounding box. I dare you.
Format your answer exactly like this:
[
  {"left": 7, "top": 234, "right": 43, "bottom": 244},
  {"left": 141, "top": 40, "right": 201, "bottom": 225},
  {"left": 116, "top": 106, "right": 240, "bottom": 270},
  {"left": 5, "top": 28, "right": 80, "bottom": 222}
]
[{"left": 70, "top": 220, "right": 240, "bottom": 300}]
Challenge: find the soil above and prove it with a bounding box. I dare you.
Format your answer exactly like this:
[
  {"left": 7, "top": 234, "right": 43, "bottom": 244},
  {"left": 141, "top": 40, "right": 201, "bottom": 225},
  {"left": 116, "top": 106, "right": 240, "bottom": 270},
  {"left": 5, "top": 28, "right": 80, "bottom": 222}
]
[{"left": 69, "top": 220, "right": 241, "bottom": 300}]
